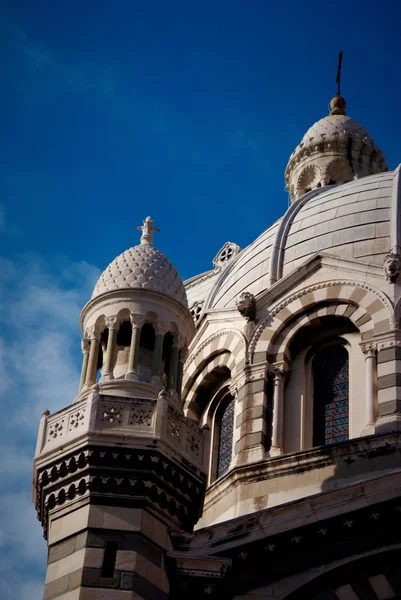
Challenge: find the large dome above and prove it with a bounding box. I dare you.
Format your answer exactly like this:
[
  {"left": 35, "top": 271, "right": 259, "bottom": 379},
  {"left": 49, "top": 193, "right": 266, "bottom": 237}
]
[
  {"left": 92, "top": 232, "right": 188, "bottom": 307},
  {"left": 186, "top": 170, "right": 396, "bottom": 313}
]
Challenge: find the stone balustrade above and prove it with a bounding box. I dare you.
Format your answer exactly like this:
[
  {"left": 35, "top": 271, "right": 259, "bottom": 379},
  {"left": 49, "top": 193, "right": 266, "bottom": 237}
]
[{"left": 36, "top": 392, "right": 206, "bottom": 471}]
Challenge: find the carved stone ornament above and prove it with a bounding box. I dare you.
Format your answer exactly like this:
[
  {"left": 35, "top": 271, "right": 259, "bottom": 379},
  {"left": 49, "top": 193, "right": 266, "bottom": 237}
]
[
  {"left": 360, "top": 342, "right": 377, "bottom": 358},
  {"left": 105, "top": 315, "right": 121, "bottom": 330},
  {"left": 235, "top": 291, "right": 256, "bottom": 321},
  {"left": 85, "top": 324, "right": 102, "bottom": 341},
  {"left": 81, "top": 338, "right": 90, "bottom": 354},
  {"left": 213, "top": 242, "right": 241, "bottom": 271},
  {"left": 130, "top": 313, "right": 145, "bottom": 329},
  {"left": 189, "top": 300, "right": 204, "bottom": 323},
  {"left": 384, "top": 252, "right": 401, "bottom": 283},
  {"left": 272, "top": 362, "right": 289, "bottom": 381}
]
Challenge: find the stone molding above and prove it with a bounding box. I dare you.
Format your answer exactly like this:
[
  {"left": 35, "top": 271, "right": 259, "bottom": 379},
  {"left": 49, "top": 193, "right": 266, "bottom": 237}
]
[
  {"left": 248, "top": 279, "right": 395, "bottom": 363},
  {"left": 269, "top": 187, "right": 325, "bottom": 285},
  {"left": 34, "top": 444, "right": 206, "bottom": 540}
]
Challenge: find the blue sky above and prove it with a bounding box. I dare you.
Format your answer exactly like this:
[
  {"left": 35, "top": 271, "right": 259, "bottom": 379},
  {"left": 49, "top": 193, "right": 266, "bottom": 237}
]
[{"left": 1, "top": 1, "right": 401, "bottom": 597}]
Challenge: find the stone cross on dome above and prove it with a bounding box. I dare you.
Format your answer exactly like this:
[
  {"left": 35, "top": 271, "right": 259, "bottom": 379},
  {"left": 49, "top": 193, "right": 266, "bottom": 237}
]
[{"left": 137, "top": 216, "right": 160, "bottom": 245}]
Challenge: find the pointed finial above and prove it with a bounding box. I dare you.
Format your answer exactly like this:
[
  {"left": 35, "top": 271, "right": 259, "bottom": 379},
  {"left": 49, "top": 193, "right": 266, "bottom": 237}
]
[
  {"left": 137, "top": 216, "right": 160, "bottom": 245},
  {"left": 330, "top": 51, "right": 346, "bottom": 115}
]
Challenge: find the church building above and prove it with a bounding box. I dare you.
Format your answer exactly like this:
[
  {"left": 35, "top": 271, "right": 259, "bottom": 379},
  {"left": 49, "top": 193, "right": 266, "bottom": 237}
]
[{"left": 33, "top": 88, "right": 401, "bottom": 599}]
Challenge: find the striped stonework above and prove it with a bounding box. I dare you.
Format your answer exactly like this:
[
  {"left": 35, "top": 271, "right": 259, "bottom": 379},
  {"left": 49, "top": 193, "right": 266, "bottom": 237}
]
[
  {"left": 232, "top": 364, "right": 269, "bottom": 466},
  {"left": 183, "top": 329, "right": 246, "bottom": 406},
  {"left": 250, "top": 280, "right": 393, "bottom": 364},
  {"left": 43, "top": 507, "right": 170, "bottom": 600},
  {"left": 376, "top": 335, "right": 401, "bottom": 427},
  {"left": 183, "top": 351, "right": 234, "bottom": 417}
]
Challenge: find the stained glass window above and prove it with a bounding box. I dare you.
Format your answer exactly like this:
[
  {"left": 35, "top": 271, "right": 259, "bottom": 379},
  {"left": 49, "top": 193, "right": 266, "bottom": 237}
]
[
  {"left": 313, "top": 345, "right": 349, "bottom": 446},
  {"left": 217, "top": 396, "right": 235, "bottom": 478}
]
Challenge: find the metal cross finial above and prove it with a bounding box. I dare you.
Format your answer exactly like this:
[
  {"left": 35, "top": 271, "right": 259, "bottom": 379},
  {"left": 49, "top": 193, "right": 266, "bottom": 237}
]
[
  {"left": 336, "top": 50, "right": 344, "bottom": 96},
  {"left": 137, "top": 216, "right": 160, "bottom": 245}
]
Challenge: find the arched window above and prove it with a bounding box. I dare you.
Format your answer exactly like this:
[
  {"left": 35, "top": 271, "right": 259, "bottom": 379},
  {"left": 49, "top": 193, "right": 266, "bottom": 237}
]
[
  {"left": 313, "top": 344, "right": 349, "bottom": 446},
  {"left": 216, "top": 395, "right": 235, "bottom": 478}
]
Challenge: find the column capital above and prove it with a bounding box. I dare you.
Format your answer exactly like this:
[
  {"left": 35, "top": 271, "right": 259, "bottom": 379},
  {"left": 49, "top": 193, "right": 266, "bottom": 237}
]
[
  {"left": 130, "top": 313, "right": 145, "bottom": 329},
  {"left": 173, "top": 333, "right": 186, "bottom": 348},
  {"left": 271, "top": 362, "right": 289, "bottom": 381},
  {"left": 105, "top": 315, "right": 121, "bottom": 331},
  {"left": 85, "top": 324, "right": 102, "bottom": 341},
  {"left": 229, "top": 382, "right": 239, "bottom": 398},
  {"left": 360, "top": 342, "right": 378, "bottom": 358},
  {"left": 155, "top": 321, "right": 168, "bottom": 336},
  {"left": 179, "top": 346, "right": 189, "bottom": 362},
  {"left": 81, "top": 338, "right": 90, "bottom": 354}
]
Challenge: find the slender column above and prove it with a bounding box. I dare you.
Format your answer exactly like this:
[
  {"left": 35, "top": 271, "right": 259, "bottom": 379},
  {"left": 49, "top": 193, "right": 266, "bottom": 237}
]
[
  {"left": 361, "top": 342, "right": 377, "bottom": 427},
  {"left": 176, "top": 346, "right": 188, "bottom": 397},
  {"left": 79, "top": 339, "right": 90, "bottom": 392},
  {"left": 270, "top": 363, "right": 287, "bottom": 456},
  {"left": 151, "top": 322, "right": 167, "bottom": 385},
  {"left": 167, "top": 335, "right": 181, "bottom": 390},
  {"left": 101, "top": 316, "right": 120, "bottom": 381},
  {"left": 126, "top": 314, "right": 145, "bottom": 380},
  {"left": 84, "top": 325, "right": 101, "bottom": 387}
]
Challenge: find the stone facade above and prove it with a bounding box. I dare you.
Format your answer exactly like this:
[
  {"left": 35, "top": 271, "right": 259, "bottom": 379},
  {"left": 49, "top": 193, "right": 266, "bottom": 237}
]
[{"left": 33, "top": 99, "right": 401, "bottom": 599}]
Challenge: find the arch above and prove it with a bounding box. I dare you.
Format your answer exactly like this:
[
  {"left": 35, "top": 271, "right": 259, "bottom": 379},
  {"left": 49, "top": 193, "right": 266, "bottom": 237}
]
[
  {"left": 249, "top": 280, "right": 394, "bottom": 364},
  {"left": 296, "top": 165, "right": 321, "bottom": 198},
  {"left": 324, "top": 157, "right": 354, "bottom": 185},
  {"left": 183, "top": 352, "right": 233, "bottom": 415},
  {"left": 269, "top": 302, "right": 368, "bottom": 364},
  {"left": 183, "top": 329, "right": 247, "bottom": 392}
]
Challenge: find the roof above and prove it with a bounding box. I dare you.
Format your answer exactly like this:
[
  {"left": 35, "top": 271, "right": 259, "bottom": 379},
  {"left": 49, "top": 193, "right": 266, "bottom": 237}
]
[{"left": 185, "top": 170, "right": 396, "bottom": 314}]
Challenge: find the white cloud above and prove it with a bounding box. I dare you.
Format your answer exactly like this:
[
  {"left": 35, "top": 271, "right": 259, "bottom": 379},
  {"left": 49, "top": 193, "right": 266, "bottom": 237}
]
[{"left": 0, "top": 252, "right": 99, "bottom": 600}]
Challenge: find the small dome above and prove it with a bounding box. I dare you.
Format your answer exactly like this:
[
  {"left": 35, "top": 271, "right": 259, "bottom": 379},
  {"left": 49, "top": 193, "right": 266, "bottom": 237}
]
[
  {"left": 299, "top": 114, "right": 375, "bottom": 149},
  {"left": 92, "top": 217, "right": 188, "bottom": 307},
  {"left": 92, "top": 243, "right": 188, "bottom": 306},
  {"left": 285, "top": 97, "right": 387, "bottom": 202}
]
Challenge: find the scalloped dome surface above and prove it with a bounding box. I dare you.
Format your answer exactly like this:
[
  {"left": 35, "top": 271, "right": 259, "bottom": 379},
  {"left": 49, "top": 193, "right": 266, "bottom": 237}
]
[
  {"left": 92, "top": 244, "right": 188, "bottom": 307},
  {"left": 299, "top": 114, "right": 375, "bottom": 149}
]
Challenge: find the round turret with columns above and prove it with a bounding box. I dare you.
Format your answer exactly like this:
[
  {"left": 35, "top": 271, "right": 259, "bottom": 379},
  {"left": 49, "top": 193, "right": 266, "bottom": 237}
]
[
  {"left": 78, "top": 217, "right": 194, "bottom": 402},
  {"left": 285, "top": 95, "right": 387, "bottom": 202}
]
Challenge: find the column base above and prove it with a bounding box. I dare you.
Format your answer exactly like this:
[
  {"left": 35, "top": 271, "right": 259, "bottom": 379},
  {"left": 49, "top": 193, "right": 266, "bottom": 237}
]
[
  {"left": 360, "top": 423, "right": 375, "bottom": 436},
  {"left": 151, "top": 375, "right": 163, "bottom": 388},
  {"left": 375, "top": 413, "right": 401, "bottom": 434},
  {"left": 125, "top": 371, "right": 139, "bottom": 381},
  {"left": 269, "top": 446, "right": 283, "bottom": 457},
  {"left": 100, "top": 373, "right": 114, "bottom": 382}
]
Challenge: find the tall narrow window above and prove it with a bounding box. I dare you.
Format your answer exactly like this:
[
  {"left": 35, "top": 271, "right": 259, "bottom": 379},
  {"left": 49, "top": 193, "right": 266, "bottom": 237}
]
[
  {"left": 216, "top": 396, "right": 235, "bottom": 478},
  {"left": 313, "top": 344, "right": 349, "bottom": 446},
  {"left": 101, "top": 541, "right": 118, "bottom": 578}
]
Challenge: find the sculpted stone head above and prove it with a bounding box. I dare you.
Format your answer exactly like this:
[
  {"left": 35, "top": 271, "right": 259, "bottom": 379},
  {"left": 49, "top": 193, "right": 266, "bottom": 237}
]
[
  {"left": 384, "top": 252, "right": 401, "bottom": 283},
  {"left": 235, "top": 291, "right": 255, "bottom": 321}
]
